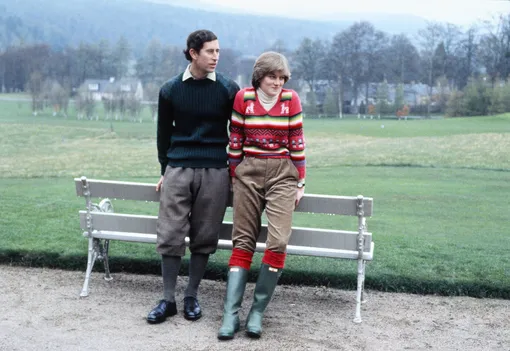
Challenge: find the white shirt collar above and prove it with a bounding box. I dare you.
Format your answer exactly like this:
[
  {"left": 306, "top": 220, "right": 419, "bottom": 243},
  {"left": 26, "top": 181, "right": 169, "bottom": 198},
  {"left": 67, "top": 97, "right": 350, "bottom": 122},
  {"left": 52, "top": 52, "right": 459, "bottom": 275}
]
[{"left": 182, "top": 64, "right": 216, "bottom": 81}]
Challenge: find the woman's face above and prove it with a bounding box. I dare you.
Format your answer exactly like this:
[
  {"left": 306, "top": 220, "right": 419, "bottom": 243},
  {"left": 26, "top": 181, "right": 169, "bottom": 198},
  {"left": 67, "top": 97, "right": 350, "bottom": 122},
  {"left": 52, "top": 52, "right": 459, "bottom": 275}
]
[{"left": 259, "top": 71, "right": 286, "bottom": 97}]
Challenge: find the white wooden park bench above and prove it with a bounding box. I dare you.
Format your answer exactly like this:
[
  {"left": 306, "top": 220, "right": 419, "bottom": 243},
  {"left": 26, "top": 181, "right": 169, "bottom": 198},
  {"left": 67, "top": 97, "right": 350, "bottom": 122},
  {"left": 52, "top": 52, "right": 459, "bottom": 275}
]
[{"left": 74, "top": 176, "right": 374, "bottom": 323}]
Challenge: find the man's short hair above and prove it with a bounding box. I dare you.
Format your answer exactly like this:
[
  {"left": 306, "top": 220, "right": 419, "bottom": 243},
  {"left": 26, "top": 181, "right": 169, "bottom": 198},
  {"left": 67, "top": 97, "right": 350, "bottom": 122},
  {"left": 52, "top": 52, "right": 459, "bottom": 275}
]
[
  {"left": 183, "top": 29, "right": 218, "bottom": 62},
  {"left": 251, "top": 51, "right": 291, "bottom": 89}
]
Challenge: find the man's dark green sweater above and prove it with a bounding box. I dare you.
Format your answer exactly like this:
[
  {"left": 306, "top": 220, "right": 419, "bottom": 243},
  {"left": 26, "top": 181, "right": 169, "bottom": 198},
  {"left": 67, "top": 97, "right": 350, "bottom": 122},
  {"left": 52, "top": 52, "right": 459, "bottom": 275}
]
[{"left": 157, "top": 72, "right": 240, "bottom": 175}]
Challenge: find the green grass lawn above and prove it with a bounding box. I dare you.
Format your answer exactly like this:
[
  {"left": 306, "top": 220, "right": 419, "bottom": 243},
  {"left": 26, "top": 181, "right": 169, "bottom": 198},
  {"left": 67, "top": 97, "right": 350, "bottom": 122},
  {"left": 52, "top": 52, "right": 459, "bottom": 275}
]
[{"left": 1, "top": 100, "right": 510, "bottom": 298}]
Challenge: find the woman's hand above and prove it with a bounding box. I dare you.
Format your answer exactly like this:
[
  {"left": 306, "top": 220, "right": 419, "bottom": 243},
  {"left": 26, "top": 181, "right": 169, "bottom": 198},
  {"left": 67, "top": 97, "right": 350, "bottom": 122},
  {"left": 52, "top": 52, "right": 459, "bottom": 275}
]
[
  {"left": 295, "top": 186, "right": 305, "bottom": 207},
  {"left": 230, "top": 176, "right": 237, "bottom": 192}
]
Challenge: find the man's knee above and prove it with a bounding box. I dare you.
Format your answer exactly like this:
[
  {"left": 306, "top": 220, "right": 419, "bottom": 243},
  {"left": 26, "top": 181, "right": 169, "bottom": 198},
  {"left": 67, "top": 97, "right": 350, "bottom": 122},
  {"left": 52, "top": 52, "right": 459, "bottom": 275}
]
[
  {"left": 156, "top": 243, "right": 187, "bottom": 257},
  {"left": 189, "top": 241, "right": 218, "bottom": 255}
]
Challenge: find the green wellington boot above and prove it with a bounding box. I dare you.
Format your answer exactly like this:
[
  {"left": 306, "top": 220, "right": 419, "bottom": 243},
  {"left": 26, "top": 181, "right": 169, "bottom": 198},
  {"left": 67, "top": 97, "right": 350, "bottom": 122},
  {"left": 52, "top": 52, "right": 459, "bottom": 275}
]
[
  {"left": 217, "top": 267, "right": 249, "bottom": 340},
  {"left": 245, "top": 263, "right": 281, "bottom": 339}
]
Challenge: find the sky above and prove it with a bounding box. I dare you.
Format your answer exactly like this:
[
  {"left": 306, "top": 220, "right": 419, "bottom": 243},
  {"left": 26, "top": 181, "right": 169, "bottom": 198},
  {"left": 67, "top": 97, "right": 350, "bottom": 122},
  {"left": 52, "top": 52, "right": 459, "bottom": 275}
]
[{"left": 199, "top": 0, "right": 510, "bottom": 26}]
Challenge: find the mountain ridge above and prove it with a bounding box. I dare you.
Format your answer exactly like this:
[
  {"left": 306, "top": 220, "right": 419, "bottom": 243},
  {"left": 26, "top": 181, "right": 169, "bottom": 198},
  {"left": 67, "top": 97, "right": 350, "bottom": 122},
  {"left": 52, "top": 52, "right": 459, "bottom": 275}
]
[{"left": 0, "top": 0, "right": 428, "bottom": 55}]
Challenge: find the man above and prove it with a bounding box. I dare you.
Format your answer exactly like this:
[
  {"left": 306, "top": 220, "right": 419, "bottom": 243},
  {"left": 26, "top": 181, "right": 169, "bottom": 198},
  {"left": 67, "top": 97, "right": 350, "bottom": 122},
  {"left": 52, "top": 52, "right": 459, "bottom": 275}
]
[{"left": 147, "top": 29, "right": 240, "bottom": 324}]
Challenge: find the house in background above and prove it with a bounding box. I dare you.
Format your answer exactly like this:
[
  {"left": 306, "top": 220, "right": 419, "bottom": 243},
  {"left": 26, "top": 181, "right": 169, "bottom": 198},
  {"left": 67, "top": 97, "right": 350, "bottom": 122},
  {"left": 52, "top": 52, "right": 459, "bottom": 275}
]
[
  {"left": 354, "top": 82, "right": 437, "bottom": 108},
  {"left": 79, "top": 79, "right": 112, "bottom": 101},
  {"left": 78, "top": 77, "right": 144, "bottom": 101},
  {"left": 299, "top": 80, "right": 437, "bottom": 114}
]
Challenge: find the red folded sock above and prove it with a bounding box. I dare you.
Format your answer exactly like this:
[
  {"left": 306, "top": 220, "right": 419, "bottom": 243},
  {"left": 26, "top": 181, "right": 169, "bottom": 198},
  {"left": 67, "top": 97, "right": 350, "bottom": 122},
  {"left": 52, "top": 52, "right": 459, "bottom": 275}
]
[
  {"left": 262, "top": 249, "right": 286, "bottom": 269},
  {"left": 228, "top": 248, "right": 254, "bottom": 270}
]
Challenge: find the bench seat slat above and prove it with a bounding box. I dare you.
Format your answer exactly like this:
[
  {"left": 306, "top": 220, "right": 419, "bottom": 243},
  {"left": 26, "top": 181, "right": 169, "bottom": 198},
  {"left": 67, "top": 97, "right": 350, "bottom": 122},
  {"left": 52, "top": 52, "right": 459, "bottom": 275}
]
[
  {"left": 75, "top": 178, "right": 373, "bottom": 216},
  {"left": 80, "top": 211, "right": 372, "bottom": 252},
  {"left": 86, "top": 231, "right": 374, "bottom": 261}
]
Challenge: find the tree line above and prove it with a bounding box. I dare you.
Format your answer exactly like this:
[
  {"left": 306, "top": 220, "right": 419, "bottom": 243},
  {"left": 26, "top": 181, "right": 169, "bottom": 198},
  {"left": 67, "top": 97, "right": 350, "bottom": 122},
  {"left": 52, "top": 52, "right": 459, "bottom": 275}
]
[{"left": 1, "top": 15, "right": 510, "bottom": 119}]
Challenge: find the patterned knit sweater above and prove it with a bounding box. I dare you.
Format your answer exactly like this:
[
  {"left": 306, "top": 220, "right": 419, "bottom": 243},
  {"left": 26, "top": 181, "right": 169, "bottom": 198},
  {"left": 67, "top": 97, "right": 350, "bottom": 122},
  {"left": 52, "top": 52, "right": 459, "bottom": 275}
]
[{"left": 228, "top": 87, "right": 306, "bottom": 179}]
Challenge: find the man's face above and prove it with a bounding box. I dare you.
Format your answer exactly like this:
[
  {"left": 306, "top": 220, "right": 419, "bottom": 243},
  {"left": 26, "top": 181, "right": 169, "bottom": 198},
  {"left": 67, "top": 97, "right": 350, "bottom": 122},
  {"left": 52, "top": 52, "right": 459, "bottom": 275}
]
[{"left": 190, "top": 40, "right": 220, "bottom": 75}]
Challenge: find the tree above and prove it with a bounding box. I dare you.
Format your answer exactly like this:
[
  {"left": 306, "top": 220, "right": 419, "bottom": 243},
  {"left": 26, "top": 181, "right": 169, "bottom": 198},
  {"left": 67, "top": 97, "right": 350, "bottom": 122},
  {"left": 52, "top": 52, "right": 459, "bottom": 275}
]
[
  {"left": 76, "top": 87, "right": 96, "bottom": 120},
  {"left": 144, "top": 82, "right": 160, "bottom": 122},
  {"left": 45, "top": 50, "right": 73, "bottom": 87},
  {"left": 433, "top": 42, "right": 447, "bottom": 79},
  {"left": 463, "top": 77, "right": 490, "bottom": 116},
  {"left": 103, "top": 97, "right": 116, "bottom": 120},
  {"left": 456, "top": 26, "right": 479, "bottom": 89},
  {"left": 0, "top": 53, "right": 4, "bottom": 92},
  {"left": 375, "top": 80, "right": 389, "bottom": 116},
  {"left": 293, "top": 38, "right": 326, "bottom": 94},
  {"left": 125, "top": 95, "right": 142, "bottom": 122},
  {"left": 417, "top": 22, "right": 443, "bottom": 117},
  {"left": 72, "top": 41, "right": 115, "bottom": 84},
  {"left": 477, "top": 15, "right": 510, "bottom": 86},
  {"left": 488, "top": 79, "right": 506, "bottom": 115},
  {"left": 323, "top": 88, "right": 339, "bottom": 117},
  {"left": 384, "top": 34, "right": 421, "bottom": 84},
  {"left": 331, "top": 26, "right": 363, "bottom": 114},
  {"left": 435, "top": 76, "right": 450, "bottom": 113},
  {"left": 501, "top": 78, "right": 510, "bottom": 112},
  {"left": 112, "top": 36, "right": 132, "bottom": 78},
  {"left": 159, "top": 45, "right": 188, "bottom": 84},
  {"left": 265, "top": 40, "right": 300, "bottom": 91},
  {"left": 393, "top": 83, "right": 405, "bottom": 115},
  {"left": 0, "top": 44, "right": 51, "bottom": 92},
  {"left": 437, "top": 23, "right": 462, "bottom": 84},
  {"left": 27, "top": 71, "right": 43, "bottom": 115},
  {"left": 304, "top": 91, "right": 319, "bottom": 117},
  {"left": 216, "top": 48, "right": 240, "bottom": 79},
  {"left": 361, "top": 25, "right": 388, "bottom": 105},
  {"left": 319, "top": 39, "right": 343, "bottom": 117},
  {"left": 266, "top": 39, "right": 291, "bottom": 57},
  {"left": 445, "top": 89, "right": 466, "bottom": 117},
  {"left": 96, "top": 39, "right": 114, "bottom": 78},
  {"left": 136, "top": 39, "right": 163, "bottom": 84},
  {"left": 331, "top": 22, "right": 387, "bottom": 113},
  {"left": 47, "top": 80, "right": 70, "bottom": 117}
]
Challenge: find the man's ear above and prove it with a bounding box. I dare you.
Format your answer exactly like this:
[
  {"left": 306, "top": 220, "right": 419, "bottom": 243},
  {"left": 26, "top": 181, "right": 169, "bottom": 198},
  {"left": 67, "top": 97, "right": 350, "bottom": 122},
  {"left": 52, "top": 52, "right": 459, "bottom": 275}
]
[{"left": 190, "top": 48, "right": 199, "bottom": 60}]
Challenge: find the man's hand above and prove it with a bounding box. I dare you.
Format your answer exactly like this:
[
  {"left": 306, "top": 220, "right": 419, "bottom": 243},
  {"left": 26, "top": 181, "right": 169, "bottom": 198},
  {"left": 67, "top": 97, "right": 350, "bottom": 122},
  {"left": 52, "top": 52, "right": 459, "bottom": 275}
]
[{"left": 156, "top": 176, "right": 164, "bottom": 192}]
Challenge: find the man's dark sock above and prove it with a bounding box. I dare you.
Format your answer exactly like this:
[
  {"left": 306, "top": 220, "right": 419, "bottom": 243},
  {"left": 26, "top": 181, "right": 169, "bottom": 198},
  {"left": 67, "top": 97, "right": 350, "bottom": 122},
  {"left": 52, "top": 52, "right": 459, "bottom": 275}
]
[
  {"left": 184, "top": 253, "right": 209, "bottom": 298},
  {"left": 162, "top": 255, "right": 182, "bottom": 302}
]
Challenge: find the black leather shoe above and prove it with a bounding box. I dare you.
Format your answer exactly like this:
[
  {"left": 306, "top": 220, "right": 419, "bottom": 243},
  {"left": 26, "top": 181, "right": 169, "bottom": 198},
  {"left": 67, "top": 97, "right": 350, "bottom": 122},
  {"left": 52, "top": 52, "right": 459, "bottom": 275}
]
[
  {"left": 147, "top": 299, "right": 177, "bottom": 324},
  {"left": 183, "top": 296, "right": 202, "bottom": 321}
]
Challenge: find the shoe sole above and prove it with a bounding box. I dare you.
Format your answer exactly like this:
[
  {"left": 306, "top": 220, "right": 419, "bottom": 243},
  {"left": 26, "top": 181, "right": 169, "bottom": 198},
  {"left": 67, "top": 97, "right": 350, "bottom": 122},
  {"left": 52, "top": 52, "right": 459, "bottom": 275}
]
[
  {"left": 146, "top": 317, "right": 165, "bottom": 324},
  {"left": 217, "top": 334, "right": 235, "bottom": 341},
  {"left": 184, "top": 312, "right": 202, "bottom": 321},
  {"left": 147, "top": 312, "right": 177, "bottom": 324},
  {"left": 246, "top": 330, "right": 261, "bottom": 339}
]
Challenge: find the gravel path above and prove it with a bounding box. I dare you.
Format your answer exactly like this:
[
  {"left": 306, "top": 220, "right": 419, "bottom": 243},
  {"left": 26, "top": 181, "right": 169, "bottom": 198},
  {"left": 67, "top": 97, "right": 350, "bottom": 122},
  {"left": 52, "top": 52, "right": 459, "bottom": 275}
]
[{"left": 1, "top": 265, "right": 509, "bottom": 351}]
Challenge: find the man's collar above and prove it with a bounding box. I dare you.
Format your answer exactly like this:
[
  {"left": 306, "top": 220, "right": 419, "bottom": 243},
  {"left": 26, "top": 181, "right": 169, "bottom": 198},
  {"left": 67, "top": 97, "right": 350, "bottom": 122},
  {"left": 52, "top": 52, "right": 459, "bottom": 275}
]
[{"left": 182, "top": 65, "right": 216, "bottom": 81}]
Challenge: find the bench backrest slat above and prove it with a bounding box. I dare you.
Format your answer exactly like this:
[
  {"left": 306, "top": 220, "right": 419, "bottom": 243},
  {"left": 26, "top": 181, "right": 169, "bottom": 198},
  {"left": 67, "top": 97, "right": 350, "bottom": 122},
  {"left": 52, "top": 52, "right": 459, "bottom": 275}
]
[
  {"left": 75, "top": 178, "right": 373, "bottom": 216},
  {"left": 79, "top": 211, "right": 372, "bottom": 252}
]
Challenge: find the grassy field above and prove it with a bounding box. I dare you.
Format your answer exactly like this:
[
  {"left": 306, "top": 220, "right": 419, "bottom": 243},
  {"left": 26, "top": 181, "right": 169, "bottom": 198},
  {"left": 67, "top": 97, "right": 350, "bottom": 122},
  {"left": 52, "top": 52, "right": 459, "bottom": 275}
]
[{"left": 1, "top": 99, "right": 510, "bottom": 298}]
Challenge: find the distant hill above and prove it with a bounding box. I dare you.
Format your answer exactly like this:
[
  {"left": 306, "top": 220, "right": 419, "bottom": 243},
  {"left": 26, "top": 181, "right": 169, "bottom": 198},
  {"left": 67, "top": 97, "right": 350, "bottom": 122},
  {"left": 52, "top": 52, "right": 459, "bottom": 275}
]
[{"left": 0, "top": 0, "right": 428, "bottom": 55}]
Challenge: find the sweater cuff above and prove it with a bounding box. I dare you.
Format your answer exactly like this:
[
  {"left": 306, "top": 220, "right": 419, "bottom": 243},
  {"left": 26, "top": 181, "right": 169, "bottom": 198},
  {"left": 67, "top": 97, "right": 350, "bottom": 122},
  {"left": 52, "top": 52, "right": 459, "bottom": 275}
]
[
  {"left": 160, "top": 163, "right": 168, "bottom": 176},
  {"left": 229, "top": 164, "right": 237, "bottom": 177},
  {"left": 297, "top": 167, "right": 306, "bottom": 180}
]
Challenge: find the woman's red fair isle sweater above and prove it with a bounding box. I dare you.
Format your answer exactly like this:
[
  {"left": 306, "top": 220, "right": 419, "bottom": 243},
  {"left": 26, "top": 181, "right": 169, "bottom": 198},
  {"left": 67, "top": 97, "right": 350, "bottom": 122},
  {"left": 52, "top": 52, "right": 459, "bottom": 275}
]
[{"left": 228, "top": 87, "right": 306, "bottom": 180}]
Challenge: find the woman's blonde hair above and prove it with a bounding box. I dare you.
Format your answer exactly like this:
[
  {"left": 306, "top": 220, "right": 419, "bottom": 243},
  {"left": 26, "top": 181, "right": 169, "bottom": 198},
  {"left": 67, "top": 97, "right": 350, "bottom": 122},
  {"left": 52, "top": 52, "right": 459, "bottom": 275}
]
[{"left": 251, "top": 51, "right": 291, "bottom": 89}]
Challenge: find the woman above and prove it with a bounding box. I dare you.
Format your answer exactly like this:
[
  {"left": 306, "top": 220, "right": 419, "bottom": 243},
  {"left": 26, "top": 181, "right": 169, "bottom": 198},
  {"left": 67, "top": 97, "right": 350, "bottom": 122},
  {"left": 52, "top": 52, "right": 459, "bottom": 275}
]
[{"left": 218, "top": 51, "right": 306, "bottom": 340}]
